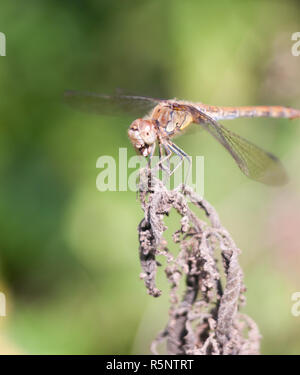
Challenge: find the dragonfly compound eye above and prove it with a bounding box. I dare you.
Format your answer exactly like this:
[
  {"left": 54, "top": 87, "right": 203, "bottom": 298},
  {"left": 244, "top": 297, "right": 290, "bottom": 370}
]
[{"left": 128, "top": 119, "right": 157, "bottom": 156}]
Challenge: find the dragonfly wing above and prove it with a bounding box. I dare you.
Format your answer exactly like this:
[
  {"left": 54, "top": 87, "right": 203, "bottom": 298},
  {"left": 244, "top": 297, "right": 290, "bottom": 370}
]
[
  {"left": 171, "top": 103, "right": 288, "bottom": 185},
  {"left": 203, "top": 121, "right": 288, "bottom": 185},
  {"left": 64, "top": 90, "right": 161, "bottom": 119}
]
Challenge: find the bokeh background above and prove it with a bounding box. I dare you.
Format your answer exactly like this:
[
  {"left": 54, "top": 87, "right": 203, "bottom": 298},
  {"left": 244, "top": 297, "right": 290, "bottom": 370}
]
[{"left": 0, "top": 0, "right": 300, "bottom": 354}]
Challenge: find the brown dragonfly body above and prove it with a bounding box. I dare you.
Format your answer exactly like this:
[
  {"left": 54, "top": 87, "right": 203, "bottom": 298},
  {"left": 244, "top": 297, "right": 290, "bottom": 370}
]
[
  {"left": 65, "top": 90, "right": 300, "bottom": 186},
  {"left": 195, "top": 103, "right": 300, "bottom": 121}
]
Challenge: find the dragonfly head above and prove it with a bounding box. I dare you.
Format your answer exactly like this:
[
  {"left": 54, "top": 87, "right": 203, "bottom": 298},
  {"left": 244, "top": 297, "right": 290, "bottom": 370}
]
[{"left": 128, "top": 119, "right": 157, "bottom": 156}]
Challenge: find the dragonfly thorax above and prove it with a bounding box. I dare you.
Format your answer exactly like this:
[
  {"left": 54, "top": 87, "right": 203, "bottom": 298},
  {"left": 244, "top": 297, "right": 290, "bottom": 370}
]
[
  {"left": 128, "top": 119, "right": 157, "bottom": 156},
  {"left": 152, "top": 104, "right": 194, "bottom": 135}
]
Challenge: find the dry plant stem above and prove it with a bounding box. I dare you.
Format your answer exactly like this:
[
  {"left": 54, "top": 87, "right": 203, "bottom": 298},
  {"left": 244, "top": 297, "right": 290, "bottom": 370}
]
[{"left": 137, "top": 168, "right": 261, "bottom": 355}]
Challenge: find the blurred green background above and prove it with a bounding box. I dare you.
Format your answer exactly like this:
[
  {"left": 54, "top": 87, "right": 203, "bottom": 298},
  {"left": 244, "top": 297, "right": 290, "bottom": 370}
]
[{"left": 0, "top": 0, "right": 300, "bottom": 354}]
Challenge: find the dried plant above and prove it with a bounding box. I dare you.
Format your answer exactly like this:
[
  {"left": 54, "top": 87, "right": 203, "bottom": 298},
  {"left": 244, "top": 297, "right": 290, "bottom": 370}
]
[{"left": 137, "top": 169, "right": 261, "bottom": 355}]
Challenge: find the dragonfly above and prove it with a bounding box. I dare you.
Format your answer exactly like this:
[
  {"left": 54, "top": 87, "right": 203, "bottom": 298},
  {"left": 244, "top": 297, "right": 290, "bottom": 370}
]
[{"left": 64, "top": 90, "right": 300, "bottom": 186}]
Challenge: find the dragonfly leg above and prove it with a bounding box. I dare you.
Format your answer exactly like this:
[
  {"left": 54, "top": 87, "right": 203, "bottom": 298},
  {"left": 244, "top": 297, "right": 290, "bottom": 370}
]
[
  {"left": 151, "top": 142, "right": 172, "bottom": 177},
  {"left": 147, "top": 142, "right": 156, "bottom": 168},
  {"left": 159, "top": 142, "right": 172, "bottom": 182},
  {"left": 149, "top": 141, "right": 192, "bottom": 188},
  {"left": 160, "top": 143, "right": 174, "bottom": 184},
  {"left": 163, "top": 143, "right": 171, "bottom": 177},
  {"left": 167, "top": 141, "right": 192, "bottom": 187}
]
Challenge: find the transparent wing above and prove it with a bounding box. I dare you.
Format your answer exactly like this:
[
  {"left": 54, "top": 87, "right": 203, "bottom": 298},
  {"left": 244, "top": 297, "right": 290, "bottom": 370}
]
[
  {"left": 171, "top": 103, "right": 288, "bottom": 185},
  {"left": 64, "top": 90, "right": 161, "bottom": 119},
  {"left": 206, "top": 122, "right": 288, "bottom": 185}
]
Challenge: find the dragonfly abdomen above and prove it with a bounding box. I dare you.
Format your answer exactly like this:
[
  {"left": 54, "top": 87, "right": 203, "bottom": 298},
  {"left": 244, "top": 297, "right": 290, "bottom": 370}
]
[{"left": 201, "top": 105, "right": 300, "bottom": 121}]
